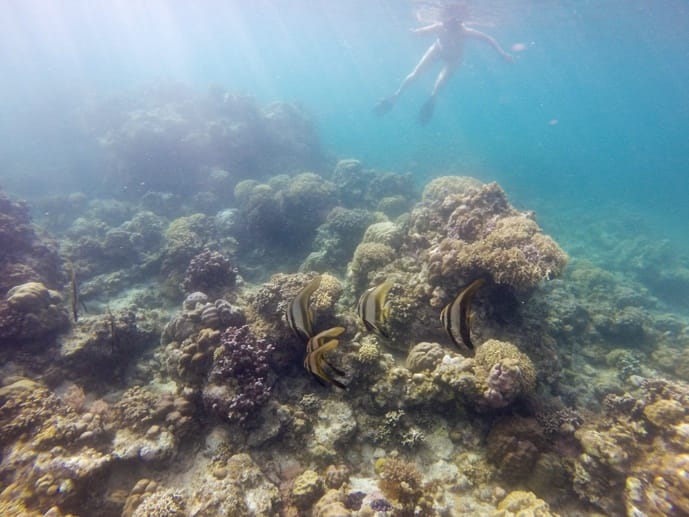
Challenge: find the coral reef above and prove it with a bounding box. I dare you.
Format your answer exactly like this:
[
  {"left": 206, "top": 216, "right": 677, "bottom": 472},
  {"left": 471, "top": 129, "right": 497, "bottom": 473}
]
[
  {"left": 349, "top": 242, "right": 396, "bottom": 291},
  {"left": 572, "top": 378, "right": 689, "bottom": 515},
  {"left": 181, "top": 248, "right": 238, "bottom": 295},
  {"left": 6, "top": 103, "right": 687, "bottom": 517},
  {"left": 425, "top": 183, "right": 568, "bottom": 291},
  {"left": 89, "top": 85, "right": 325, "bottom": 197},
  {"left": 486, "top": 417, "right": 548, "bottom": 483},
  {"left": 57, "top": 308, "right": 162, "bottom": 384},
  {"left": 302, "top": 207, "right": 381, "bottom": 273},
  {"left": 0, "top": 189, "right": 62, "bottom": 296},
  {"left": 474, "top": 339, "right": 537, "bottom": 409},
  {"left": 0, "top": 378, "right": 113, "bottom": 515},
  {"left": 233, "top": 173, "right": 336, "bottom": 267},
  {"left": 494, "top": 490, "right": 557, "bottom": 517},
  {"left": 0, "top": 282, "right": 69, "bottom": 343},
  {"left": 330, "top": 159, "right": 417, "bottom": 212},
  {"left": 161, "top": 213, "right": 216, "bottom": 283},
  {"left": 202, "top": 325, "right": 275, "bottom": 423}
]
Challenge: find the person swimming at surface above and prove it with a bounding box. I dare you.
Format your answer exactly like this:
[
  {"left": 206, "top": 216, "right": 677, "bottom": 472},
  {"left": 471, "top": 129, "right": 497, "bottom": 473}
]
[{"left": 373, "top": 4, "right": 514, "bottom": 124}]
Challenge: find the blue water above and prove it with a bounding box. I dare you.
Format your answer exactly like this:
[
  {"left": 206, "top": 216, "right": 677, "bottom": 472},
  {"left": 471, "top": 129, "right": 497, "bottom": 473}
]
[{"left": 1, "top": 0, "right": 688, "bottom": 250}]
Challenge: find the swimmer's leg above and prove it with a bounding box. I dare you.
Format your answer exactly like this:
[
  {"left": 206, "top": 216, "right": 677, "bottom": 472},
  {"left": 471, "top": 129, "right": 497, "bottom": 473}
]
[
  {"left": 417, "top": 63, "right": 456, "bottom": 124},
  {"left": 374, "top": 42, "right": 440, "bottom": 116}
]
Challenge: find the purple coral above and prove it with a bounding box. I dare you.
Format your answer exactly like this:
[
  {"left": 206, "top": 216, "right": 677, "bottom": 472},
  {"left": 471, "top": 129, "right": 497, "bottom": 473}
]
[
  {"left": 181, "top": 248, "right": 238, "bottom": 294},
  {"left": 483, "top": 360, "right": 525, "bottom": 409},
  {"left": 202, "top": 325, "right": 275, "bottom": 423}
]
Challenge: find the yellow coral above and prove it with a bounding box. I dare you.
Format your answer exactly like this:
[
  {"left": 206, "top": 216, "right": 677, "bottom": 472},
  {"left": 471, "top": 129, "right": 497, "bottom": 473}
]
[
  {"left": 494, "top": 490, "right": 556, "bottom": 517},
  {"left": 6, "top": 282, "right": 51, "bottom": 312},
  {"left": 475, "top": 339, "right": 537, "bottom": 393},
  {"left": 311, "top": 273, "right": 343, "bottom": 312},
  {"left": 292, "top": 469, "right": 324, "bottom": 510},
  {"left": 357, "top": 339, "right": 380, "bottom": 363},
  {"left": 378, "top": 457, "right": 423, "bottom": 505},
  {"left": 643, "top": 399, "right": 686, "bottom": 428}
]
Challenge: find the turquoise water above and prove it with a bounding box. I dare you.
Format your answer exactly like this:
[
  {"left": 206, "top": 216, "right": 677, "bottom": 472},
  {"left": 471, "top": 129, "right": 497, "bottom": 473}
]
[
  {"left": 1, "top": 0, "right": 688, "bottom": 249},
  {"left": 3, "top": 3, "right": 689, "bottom": 514}
]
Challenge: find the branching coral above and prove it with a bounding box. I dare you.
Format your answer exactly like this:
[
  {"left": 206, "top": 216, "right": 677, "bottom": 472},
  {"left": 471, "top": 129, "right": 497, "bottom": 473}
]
[
  {"left": 181, "top": 248, "right": 238, "bottom": 294},
  {"left": 202, "top": 325, "right": 275, "bottom": 423},
  {"left": 377, "top": 457, "right": 424, "bottom": 506}
]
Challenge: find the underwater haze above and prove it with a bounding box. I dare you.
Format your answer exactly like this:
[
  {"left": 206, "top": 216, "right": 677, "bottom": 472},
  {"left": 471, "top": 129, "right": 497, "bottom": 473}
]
[
  {"left": 4, "top": 1, "right": 689, "bottom": 516},
  {"left": 3, "top": 0, "right": 689, "bottom": 243}
]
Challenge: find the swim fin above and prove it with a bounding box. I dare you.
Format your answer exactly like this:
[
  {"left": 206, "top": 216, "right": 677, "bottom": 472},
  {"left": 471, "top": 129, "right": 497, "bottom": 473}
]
[
  {"left": 373, "top": 96, "right": 394, "bottom": 116},
  {"left": 417, "top": 97, "right": 435, "bottom": 125}
]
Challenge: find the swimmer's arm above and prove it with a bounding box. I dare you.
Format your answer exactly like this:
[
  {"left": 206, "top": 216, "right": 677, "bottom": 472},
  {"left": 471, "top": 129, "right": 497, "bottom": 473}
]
[
  {"left": 464, "top": 27, "right": 514, "bottom": 61},
  {"left": 410, "top": 22, "right": 442, "bottom": 35}
]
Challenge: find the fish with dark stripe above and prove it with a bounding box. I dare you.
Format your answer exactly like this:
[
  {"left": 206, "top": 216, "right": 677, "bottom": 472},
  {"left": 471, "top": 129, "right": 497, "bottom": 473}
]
[
  {"left": 286, "top": 275, "right": 321, "bottom": 343},
  {"left": 357, "top": 281, "right": 393, "bottom": 339},
  {"left": 304, "top": 326, "right": 346, "bottom": 389},
  {"left": 440, "top": 278, "right": 485, "bottom": 352}
]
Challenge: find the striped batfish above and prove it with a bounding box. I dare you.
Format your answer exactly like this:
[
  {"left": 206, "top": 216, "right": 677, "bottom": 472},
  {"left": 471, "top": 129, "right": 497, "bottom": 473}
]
[
  {"left": 286, "top": 275, "right": 321, "bottom": 343},
  {"left": 440, "top": 278, "right": 485, "bottom": 352},
  {"left": 357, "top": 281, "right": 394, "bottom": 338},
  {"left": 304, "top": 326, "right": 346, "bottom": 389}
]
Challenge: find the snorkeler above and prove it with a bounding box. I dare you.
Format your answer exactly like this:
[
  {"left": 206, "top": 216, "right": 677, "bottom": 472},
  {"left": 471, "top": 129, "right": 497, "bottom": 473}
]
[{"left": 374, "top": 5, "right": 513, "bottom": 124}]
